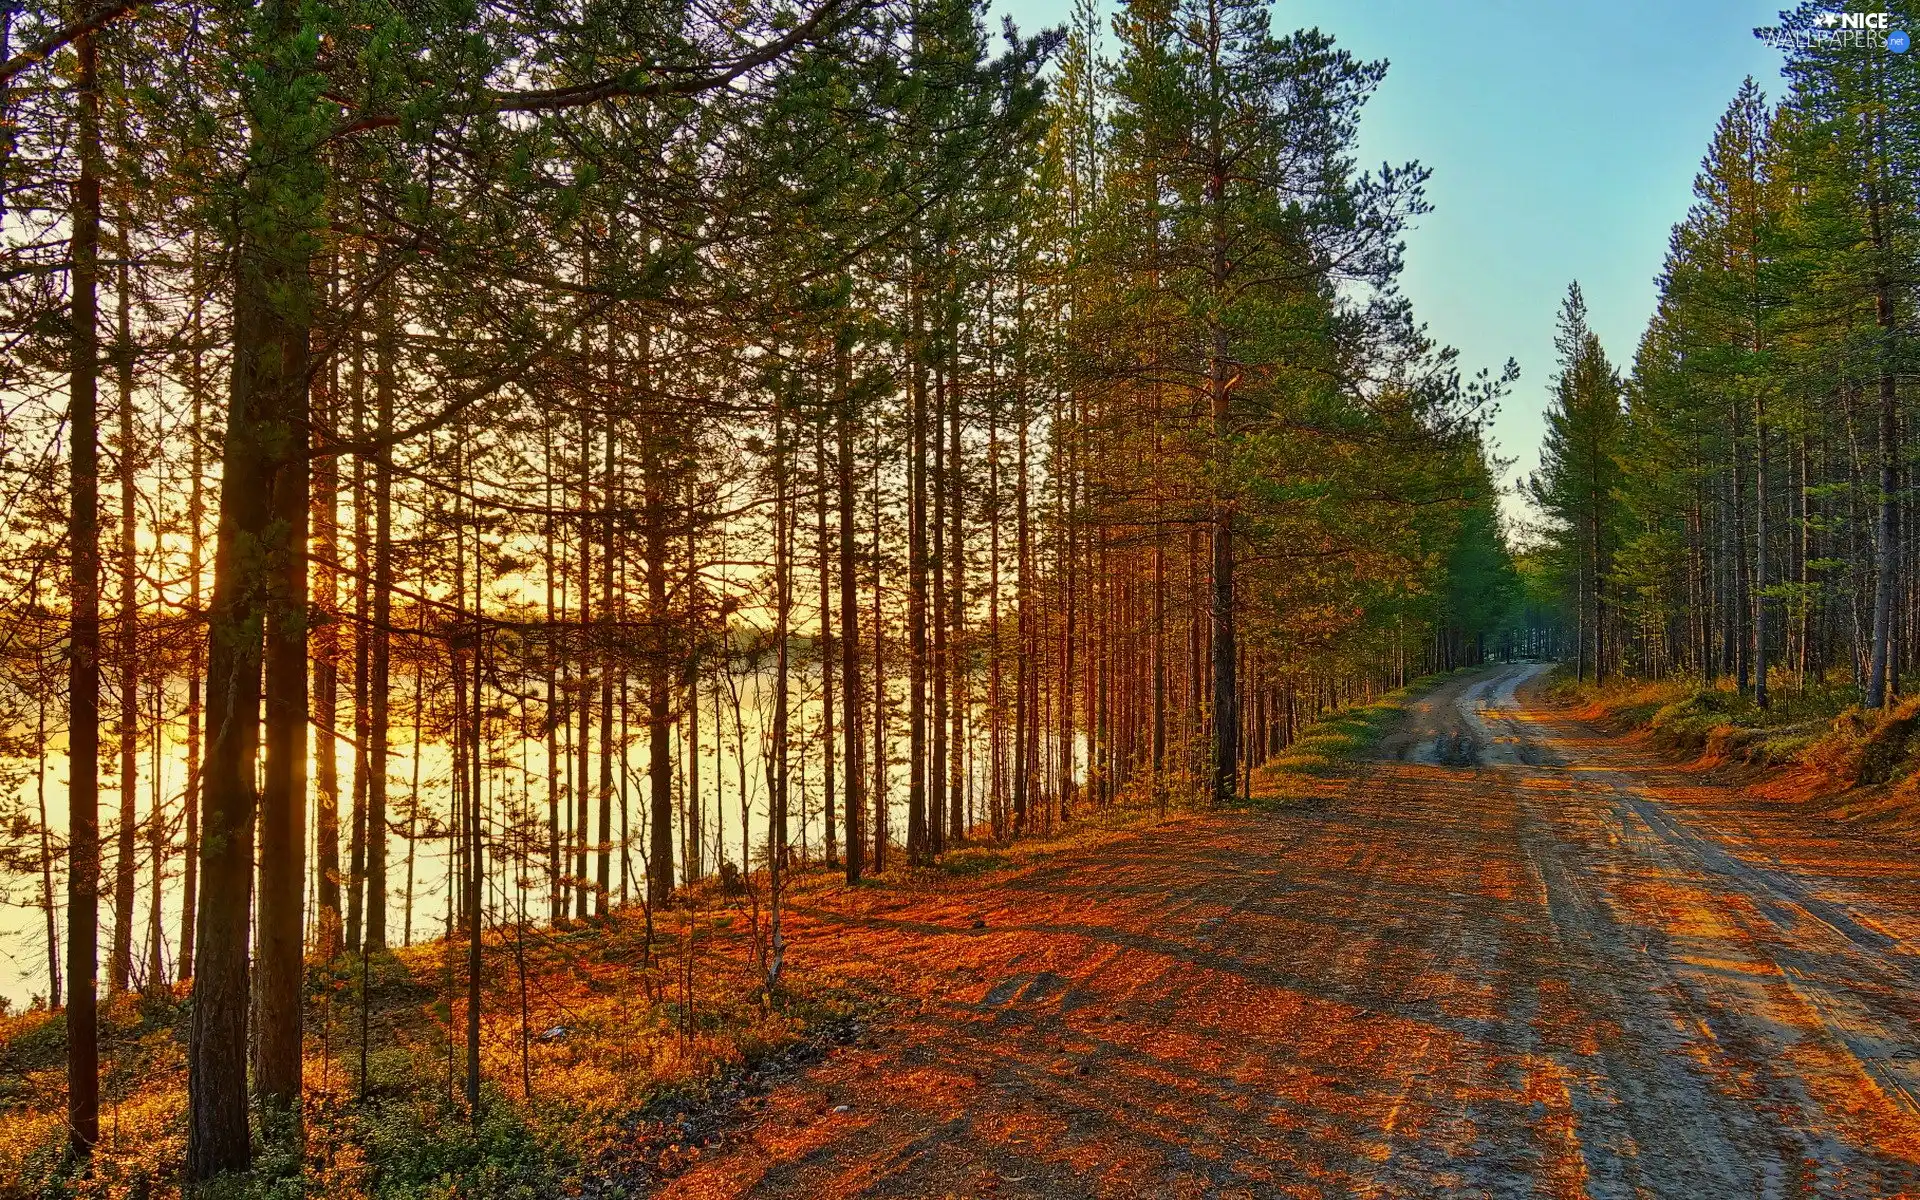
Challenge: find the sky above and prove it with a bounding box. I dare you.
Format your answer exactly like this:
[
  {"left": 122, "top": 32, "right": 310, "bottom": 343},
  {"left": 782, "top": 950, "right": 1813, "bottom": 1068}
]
[{"left": 992, "top": 0, "right": 1797, "bottom": 527}]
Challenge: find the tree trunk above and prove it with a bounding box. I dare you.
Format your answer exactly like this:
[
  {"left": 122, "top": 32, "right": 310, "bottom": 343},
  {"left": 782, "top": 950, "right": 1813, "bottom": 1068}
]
[
  {"left": 252, "top": 317, "right": 310, "bottom": 1114},
  {"left": 366, "top": 300, "right": 395, "bottom": 948},
  {"left": 312, "top": 301, "right": 342, "bottom": 959},
  {"left": 908, "top": 289, "right": 929, "bottom": 865},
  {"left": 189, "top": 0, "right": 319, "bottom": 1167},
  {"left": 180, "top": 272, "right": 205, "bottom": 983},
  {"left": 1754, "top": 395, "right": 1770, "bottom": 708},
  {"left": 1206, "top": 298, "right": 1235, "bottom": 804},
  {"left": 836, "top": 339, "right": 864, "bottom": 883},
  {"left": 1867, "top": 302, "right": 1899, "bottom": 707},
  {"left": 544, "top": 423, "right": 563, "bottom": 921},
  {"left": 931, "top": 358, "right": 948, "bottom": 858},
  {"left": 987, "top": 334, "right": 1005, "bottom": 838},
  {"left": 948, "top": 332, "right": 966, "bottom": 844},
  {"left": 816, "top": 419, "right": 838, "bottom": 867},
  {"left": 1013, "top": 288, "right": 1031, "bottom": 834},
  {"left": 110, "top": 209, "right": 137, "bottom": 996},
  {"left": 646, "top": 439, "right": 676, "bottom": 905},
  {"left": 575, "top": 400, "right": 593, "bottom": 920},
  {"left": 346, "top": 343, "right": 369, "bottom": 952},
  {"left": 686, "top": 503, "right": 703, "bottom": 886},
  {"left": 1058, "top": 391, "right": 1077, "bottom": 824},
  {"left": 769, "top": 390, "right": 790, "bottom": 983},
  {"left": 871, "top": 415, "right": 888, "bottom": 872},
  {"left": 598, "top": 413, "right": 616, "bottom": 915},
  {"left": 464, "top": 549, "right": 485, "bottom": 1116},
  {"left": 65, "top": 29, "right": 102, "bottom": 1153}
]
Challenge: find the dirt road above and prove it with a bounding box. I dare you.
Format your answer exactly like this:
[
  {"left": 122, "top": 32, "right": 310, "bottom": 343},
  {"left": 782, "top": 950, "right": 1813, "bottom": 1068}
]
[{"left": 663, "top": 665, "right": 1920, "bottom": 1198}]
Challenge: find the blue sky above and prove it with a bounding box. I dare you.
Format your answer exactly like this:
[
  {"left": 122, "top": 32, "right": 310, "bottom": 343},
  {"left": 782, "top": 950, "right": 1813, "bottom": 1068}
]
[{"left": 993, "top": 0, "right": 1795, "bottom": 526}]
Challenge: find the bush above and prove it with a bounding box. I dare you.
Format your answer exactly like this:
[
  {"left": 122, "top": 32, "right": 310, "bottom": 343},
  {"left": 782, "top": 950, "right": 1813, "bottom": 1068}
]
[
  {"left": 1804, "top": 707, "right": 1874, "bottom": 780},
  {"left": 1637, "top": 686, "right": 1746, "bottom": 753},
  {"left": 348, "top": 1092, "right": 576, "bottom": 1200},
  {"left": 1554, "top": 674, "right": 1880, "bottom": 773},
  {"left": 1852, "top": 697, "right": 1920, "bottom": 785},
  {"left": 1751, "top": 726, "right": 1825, "bottom": 766}
]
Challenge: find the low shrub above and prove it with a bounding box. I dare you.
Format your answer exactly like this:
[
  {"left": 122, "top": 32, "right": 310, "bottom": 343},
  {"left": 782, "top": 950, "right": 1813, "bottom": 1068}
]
[
  {"left": 1803, "top": 707, "right": 1874, "bottom": 780},
  {"left": 345, "top": 1092, "right": 575, "bottom": 1200},
  {"left": 1553, "top": 670, "right": 1920, "bottom": 783},
  {"left": 1852, "top": 697, "right": 1920, "bottom": 785}
]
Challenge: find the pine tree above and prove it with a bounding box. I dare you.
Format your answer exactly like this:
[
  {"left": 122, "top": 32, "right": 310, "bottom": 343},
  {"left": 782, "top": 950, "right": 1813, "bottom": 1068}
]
[{"left": 1530, "top": 284, "right": 1623, "bottom": 682}]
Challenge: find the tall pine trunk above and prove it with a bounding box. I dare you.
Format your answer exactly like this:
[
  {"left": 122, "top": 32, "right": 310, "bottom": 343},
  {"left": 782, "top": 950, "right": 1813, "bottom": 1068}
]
[
  {"left": 768, "top": 390, "right": 791, "bottom": 983},
  {"left": 1012, "top": 287, "right": 1031, "bottom": 834},
  {"left": 1754, "top": 396, "right": 1769, "bottom": 708},
  {"left": 930, "top": 358, "right": 947, "bottom": 858},
  {"left": 111, "top": 208, "right": 137, "bottom": 996},
  {"left": 597, "top": 416, "right": 616, "bottom": 914},
  {"left": 313, "top": 298, "right": 342, "bottom": 959},
  {"left": 544, "top": 423, "right": 563, "bottom": 920},
  {"left": 948, "top": 333, "right": 966, "bottom": 843},
  {"left": 252, "top": 318, "right": 310, "bottom": 1114},
  {"left": 816, "top": 420, "right": 838, "bottom": 866},
  {"left": 646, "top": 435, "right": 676, "bottom": 904},
  {"left": 836, "top": 339, "right": 864, "bottom": 882},
  {"left": 907, "top": 288, "right": 929, "bottom": 864},
  {"left": 366, "top": 300, "right": 395, "bottom": 947},
  {"left": 1866, "top": 261, "right": 1899, "bottom": 707},
  {"left": 180, "top": 271, "right": 205, "bottom": 982},
  {"left": 190, "top": 0, "right": 319, "bottom": 1168},
  {"left": 65, "top": 27, "right": 103, "bottom": 1156}
]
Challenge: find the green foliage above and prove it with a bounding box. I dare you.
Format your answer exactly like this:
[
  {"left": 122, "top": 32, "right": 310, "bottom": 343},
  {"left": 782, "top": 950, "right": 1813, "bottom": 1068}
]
[
  {"left": 1063, "top": 0, "right": 1527, "bottom": 687},
  {"left": 346, "top": 1093, "right": 575, "bottom": 1200},
  {"left": 1528, "top": 282, "right": 1624, "bottom": 675},
  {"left": 1549, "top": 12, "right": 1920, "bottom": 686},
  {"left": 939, "top": 849, "right": 1014, "bottom": 877},
  {"left": 1268, "top": 703, "right": 1404, "bottom": 774},
  {"left": 1437, "top": 453, "right": 1523, "bottom": 638},
  {"left": 1250, "top": 671, "right": 1467, "bottom": 794}
]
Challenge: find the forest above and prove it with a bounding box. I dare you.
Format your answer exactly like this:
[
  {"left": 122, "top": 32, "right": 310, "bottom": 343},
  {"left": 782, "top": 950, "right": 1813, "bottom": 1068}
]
[
  {"left": 1531, "top": 13, "right": 1919, "bottom": 711},
  {"left": 0, "top": 0, "right": 1531, "bottom": 1190}
]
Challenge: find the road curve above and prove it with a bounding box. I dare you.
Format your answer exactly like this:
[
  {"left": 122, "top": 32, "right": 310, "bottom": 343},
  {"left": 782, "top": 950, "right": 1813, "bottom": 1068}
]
[{"left": 659, "top": 664, "right": 1920, "bottom": 1198}]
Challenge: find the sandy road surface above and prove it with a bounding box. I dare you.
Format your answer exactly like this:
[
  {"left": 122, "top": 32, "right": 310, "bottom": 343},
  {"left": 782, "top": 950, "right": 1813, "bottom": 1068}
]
[{"left": 661, "top": 665, "right": 1920, "bottom": 1198}]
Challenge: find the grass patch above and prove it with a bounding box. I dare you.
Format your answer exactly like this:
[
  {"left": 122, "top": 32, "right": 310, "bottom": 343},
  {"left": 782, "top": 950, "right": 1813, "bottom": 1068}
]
[
  {"left": 930, "top": 800, "right": 1169, "bottom": 881},
  {"left": 939, "top": 849, "right": 1013, "bottom": 877},
  {"left": 1247, "top": 667, "right": 1479, "bottom": 806}
]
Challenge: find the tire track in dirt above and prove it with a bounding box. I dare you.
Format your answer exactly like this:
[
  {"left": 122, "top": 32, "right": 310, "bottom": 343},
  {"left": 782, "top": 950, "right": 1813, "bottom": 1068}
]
[
  {"left": 654, "top": 665, "right": 1920, "bottom": 1198},
  {"left": 1477, "top": 666, "right": 1920, "bottom": 1196}
]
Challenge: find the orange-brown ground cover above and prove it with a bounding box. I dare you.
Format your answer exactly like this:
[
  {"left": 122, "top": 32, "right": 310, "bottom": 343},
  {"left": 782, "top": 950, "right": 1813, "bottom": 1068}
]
[
  {"left": 9, "top": 665, "right": 1920, "bottom": 1198},
  {"left": 0, "top": 876, "right": 868, "bottom": 1196},
  {"left": 658, "top": 665, "right": 1920, "bottom": 1198}
]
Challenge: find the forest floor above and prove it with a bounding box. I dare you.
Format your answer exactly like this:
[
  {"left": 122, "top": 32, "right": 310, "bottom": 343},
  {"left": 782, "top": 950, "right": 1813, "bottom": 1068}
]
[{"left": 655, "top": 663, "right": 1920, "bottom": 1198}]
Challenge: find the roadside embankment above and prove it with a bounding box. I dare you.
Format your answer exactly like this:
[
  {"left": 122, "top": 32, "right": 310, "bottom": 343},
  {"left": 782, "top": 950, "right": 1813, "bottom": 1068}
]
[
  {"left": 1544, "top": 669, "right": 1920, "bottom": 847},
  {"left": 1249, "top": 665, "right": 1489, "bottom": 803}
]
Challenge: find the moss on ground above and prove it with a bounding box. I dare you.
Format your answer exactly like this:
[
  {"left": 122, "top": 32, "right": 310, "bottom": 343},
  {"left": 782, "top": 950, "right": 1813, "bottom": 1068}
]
[{"left": 1246, "top": 667, "right": 1484, "bottom": 805}]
